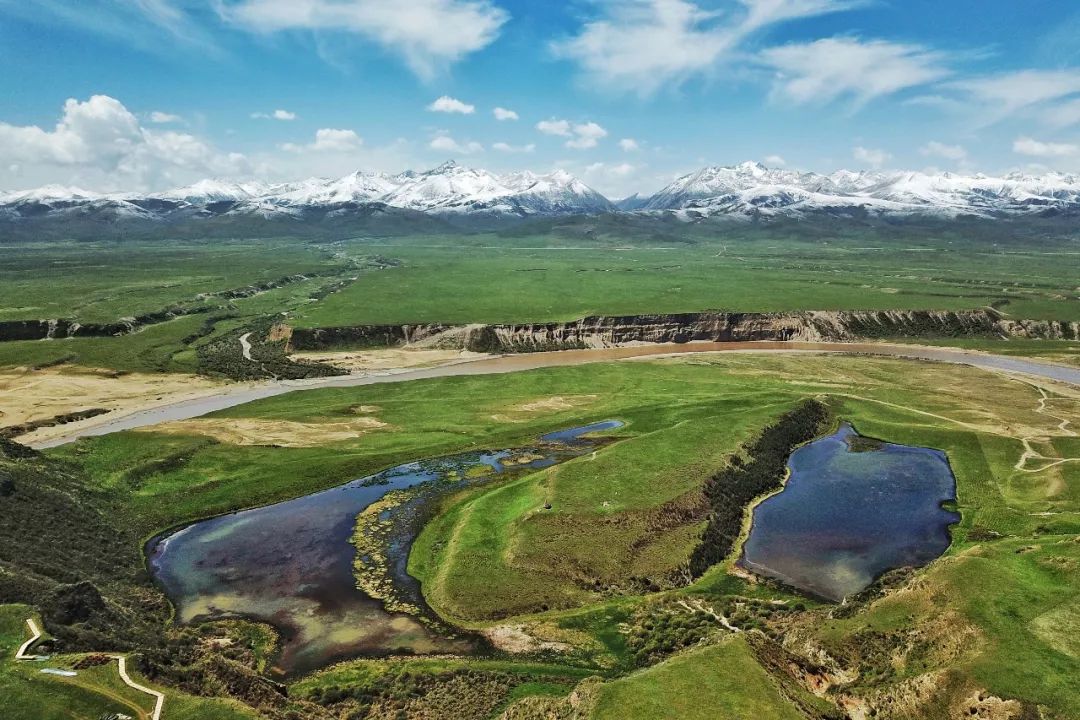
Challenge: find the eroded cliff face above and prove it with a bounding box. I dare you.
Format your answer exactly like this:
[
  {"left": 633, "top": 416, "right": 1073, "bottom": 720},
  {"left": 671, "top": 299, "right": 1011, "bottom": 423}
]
[
  {"left": 288, "top": 309, "right": 1079, "bottom": 354},
  {"left": 0, "top": 273, "right": 326, "bottom": 343}
]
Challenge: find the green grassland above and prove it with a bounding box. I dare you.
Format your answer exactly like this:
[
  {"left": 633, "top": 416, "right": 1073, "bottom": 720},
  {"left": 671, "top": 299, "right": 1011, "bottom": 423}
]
[
  {"left": 0, "top": 352, "right": 1064, "bottom": 718},
  {"left": 0, "top": 240, "right": 340, "bottom": 323},
  {"left": 0, "top": 229, "right": 1078, "bottom": 375},
  {"left": 289, "top": 231, "right": 1080, "bottom": 326}
]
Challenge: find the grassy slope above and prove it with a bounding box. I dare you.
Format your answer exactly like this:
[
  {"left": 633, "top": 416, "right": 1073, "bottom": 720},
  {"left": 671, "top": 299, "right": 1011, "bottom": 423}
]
[
  {"left": 0, "top": 605, "right": 256, "bottom": 720},
  {"left": 17, "top": 353, "right": 1080, "bottom": 718},
  {"left": 0, "top": 605, "right": 132, "bottom": 720},
  {"left": 591, "top": 637, "right": 804, "bottom": 720}
]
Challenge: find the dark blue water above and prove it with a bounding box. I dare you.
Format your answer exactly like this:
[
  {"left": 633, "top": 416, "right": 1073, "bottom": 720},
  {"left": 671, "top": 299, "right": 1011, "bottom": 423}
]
[
  {"left": 741, "top": 423, "right": 959, "bottom": 601},
  {"left": 147, "top": 420, "right": 621, "bottom": 676}
]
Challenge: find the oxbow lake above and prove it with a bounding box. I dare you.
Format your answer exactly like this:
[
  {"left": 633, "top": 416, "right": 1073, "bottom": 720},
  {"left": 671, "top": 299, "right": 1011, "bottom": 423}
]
[{"left": 741, "top": 422, "right": 960, "bottom": 601}]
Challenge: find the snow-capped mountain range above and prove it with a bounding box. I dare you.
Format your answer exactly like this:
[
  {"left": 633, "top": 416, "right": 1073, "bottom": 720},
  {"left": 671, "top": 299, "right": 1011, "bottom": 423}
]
[
  {"left": 0, "top": 162, "right": 613, "bottom": 222},
  {"left": 4, "top": 160, "right": 1080, "bottom": 223},
  {"left": 623, "top": 162, "right": 1080, "bottom": 219}
]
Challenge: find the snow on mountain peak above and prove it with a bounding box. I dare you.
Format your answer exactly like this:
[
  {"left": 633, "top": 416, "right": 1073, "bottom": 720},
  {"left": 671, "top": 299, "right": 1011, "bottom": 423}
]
[
  {"left": 4, "top": 162, "right": 1080, "bottom": 221},
  {"left": 637, "top": 163, "right": 1080, "bottom": 218}
]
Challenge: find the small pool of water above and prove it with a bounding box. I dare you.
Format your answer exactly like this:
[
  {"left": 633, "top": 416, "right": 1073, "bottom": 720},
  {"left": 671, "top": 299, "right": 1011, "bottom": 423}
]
[
  {"left": 740, "top": 422, "right": 959, "bottom": 601},
  {"left": 147, "top": 420, "right": 622, "bottom": 677}
]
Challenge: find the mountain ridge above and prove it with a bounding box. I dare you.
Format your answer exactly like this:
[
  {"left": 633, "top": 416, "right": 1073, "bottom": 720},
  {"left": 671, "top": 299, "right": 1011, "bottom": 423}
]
[{"left": 4, "top": 161, "right": 1080, "bottom": 222}]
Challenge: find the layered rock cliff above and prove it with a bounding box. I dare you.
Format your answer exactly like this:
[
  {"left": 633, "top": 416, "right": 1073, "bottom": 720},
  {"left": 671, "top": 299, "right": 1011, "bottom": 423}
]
[{"left": 289, "top": 309, "right": 1079, "bottom": 353}]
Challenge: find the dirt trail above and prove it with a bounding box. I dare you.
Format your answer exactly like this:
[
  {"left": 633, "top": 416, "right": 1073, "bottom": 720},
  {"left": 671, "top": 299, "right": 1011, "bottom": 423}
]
[
  {"left": 1012, "top": 381, "right": 1079, "bottom": 473},
  {"left": 15, "top": 617, "right": 41, "bottom": 660},
  {"left": 239, "top": 332, "right": 254, "bottom": 361},
  {"left": 112, "top": 654, "right": 165, "bottom": 720},
  {"left": 14, "top": 616, "right": 165, "bottom": 720}
]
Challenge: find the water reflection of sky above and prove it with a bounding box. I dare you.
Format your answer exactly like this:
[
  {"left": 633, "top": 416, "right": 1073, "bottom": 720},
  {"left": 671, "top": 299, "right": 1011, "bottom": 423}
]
[
  {"left": 742, "top": 423, "right": 959, "bottom": 601},
  {"left": 147, "top": 420, "right": 621, "bottom": 676}
]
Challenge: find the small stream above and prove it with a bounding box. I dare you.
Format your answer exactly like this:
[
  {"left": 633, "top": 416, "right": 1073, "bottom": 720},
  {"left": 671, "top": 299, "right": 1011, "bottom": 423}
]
[
  {"left": 741, "top": 423, "right": 960, "bottom": 601},
  {"left": 146, "top": 420, "right": 622, "bottom": 677}
]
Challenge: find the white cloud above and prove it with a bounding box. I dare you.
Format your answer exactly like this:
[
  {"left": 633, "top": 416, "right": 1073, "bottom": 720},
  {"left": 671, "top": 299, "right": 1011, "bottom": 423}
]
[
  {"left": 763, "top": 38, "right": 949, "bottom": 107},
  {"left": 493, "top": 107, "right": 519, "bottom": 121},
  {"left": 536, "top": 119, "right": 572, "bottom": 137},
  {"left": 3, "top": 0, "right": 222, "bottom": 59},
  {"left": 0, "top": 94, "right": 250, "bottom": 190},
  {"left": 428, "top": 96, "right": 475, "bottom": 114},
  {"left": 853, "top": 145, "right": 891, "bottom": 169},
  {"left": 537, "top": 119, "right": 608, "bottom": 148},
  {"left": 1013, "top": 136, "right": 1078, "bottom": 158},
  {"left": 764, "top": 154, "right": 786, "bottom": 166},
  {"left": 619, "top": 138, "right": 640, "bottom": 151},
  {"left": 429, "top": 134, "right": 483, "bottom": 154},
  {"left": 581, "top": 160, "right": 644, "bottom": 197},
  {"left": 312, "top": 128, "right": 362, "bottom": 151},
  {"left": 219, "top": 0, "right": 508, "bottom": 78},
  {"left": 553, "top": 0, "right": 858, "bottom": 95},
  {"left": 492, "top": 141, "right": 535, "bottom": 153},
  {"left": 919, "top": 141, "right": 967, "bottom": 162},
  {"left": 149, "top": 111, "right": 182, "bottom": 123},
  {"left": 586, "top": 161, "right": 636, "bottom": 176},
  {"left": 740, "top": 0, "right": 864, "bottom": 30},
  {"left": 252, "top": 109, "right": 297, "bottom": 120},
  {"left": 950, "top": 70, "right": 1080, "bottom": 123},
  {"left": 282, "top": 128, "right": 363, "bottom": 153},
  {"left": 1045, "top": 98, "right": 1080, "bottom": 128},
  {"left": 566, "top": 122, "right": 608, "bottom": 149},
  {"left": 903, "top": 94, "right": 964, "bottom": 111}
]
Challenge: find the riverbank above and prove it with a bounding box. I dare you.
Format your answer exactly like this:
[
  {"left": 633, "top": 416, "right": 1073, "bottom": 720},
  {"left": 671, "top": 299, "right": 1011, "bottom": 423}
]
[{"left": 17, "top": 340, "right": 1080, "bottom": 449}]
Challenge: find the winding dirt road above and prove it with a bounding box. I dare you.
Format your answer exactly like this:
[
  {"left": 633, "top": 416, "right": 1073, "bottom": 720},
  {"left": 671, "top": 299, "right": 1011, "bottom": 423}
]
[
  {"left": 112, "top": 654, "right": 165, "bottom": 720},
  {"left": 15, "top": 618, "right": 41, "bottom": 660},
  {"left": 29, "top": 341, "right": 1080, "bottom": 449},
  {"left": 14, "top": 617, "right": 165, "bottom": 720}
]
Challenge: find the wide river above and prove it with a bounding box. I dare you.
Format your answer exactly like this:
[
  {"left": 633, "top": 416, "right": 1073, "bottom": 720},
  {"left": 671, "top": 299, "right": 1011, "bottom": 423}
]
[{"left": 31, "top": 341, "right": 1080, "bottom": 448}]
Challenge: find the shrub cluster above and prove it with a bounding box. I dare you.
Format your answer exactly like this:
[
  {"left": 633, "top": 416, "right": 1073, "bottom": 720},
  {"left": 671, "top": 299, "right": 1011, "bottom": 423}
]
[
  {"left": 624, "top": 604, "right": 724, "bottom": 666},
  {"left": 689, "top": 399, "right": 831, "bottom": 576},
  {"left": 304, "top": 667, "right": 526, "bottom": 719},
  {"left": 197, "top": 324, "right": 346, "bottom": 381}
]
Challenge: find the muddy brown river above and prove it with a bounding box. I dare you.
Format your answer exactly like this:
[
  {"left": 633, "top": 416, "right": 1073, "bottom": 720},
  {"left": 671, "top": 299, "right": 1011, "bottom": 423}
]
[{"left": 31, "top": 341, "right": 1080, "bottom": 448}]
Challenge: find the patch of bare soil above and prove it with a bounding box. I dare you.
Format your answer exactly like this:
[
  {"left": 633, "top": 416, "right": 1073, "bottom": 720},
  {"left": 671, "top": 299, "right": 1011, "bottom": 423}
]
[
  {"left": 290, "top": 348, "right": 487, "bottom": 373},
  {"left": 152, "top": 416, "right": 390, "bottom": 446},
  {"left": 489, "top": 395, "right": 599, "bottom": 424},
  {"left": 953, "top": 690, "right": 1026, "bottom": 720},
  {"left": 481, "top": 624, "right": 572, "bottom": 654},
  {"left": 1, "top": 367, "right": 228, "bottom": 444}
]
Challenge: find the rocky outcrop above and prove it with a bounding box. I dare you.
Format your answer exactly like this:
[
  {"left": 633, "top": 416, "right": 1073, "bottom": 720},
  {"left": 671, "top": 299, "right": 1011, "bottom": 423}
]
[
  {"left": 289, "top": 323, "right": 458, "bottom": 351},
  {"left": 0, "top": 408, "right": 110, "bottom": 440},
  {"left": 0, "top": 310, "right": 209, "bottom": 342},
  {"left": 290, "top": 309, "right": 1080, "bottom": 353}
]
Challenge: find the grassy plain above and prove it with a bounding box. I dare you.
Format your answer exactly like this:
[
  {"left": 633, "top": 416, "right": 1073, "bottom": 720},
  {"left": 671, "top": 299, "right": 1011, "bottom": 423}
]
[
  {"left": 290, "top": 233, "right": 1080, "bottom": 325},
  {"left": 0, "top": 230, "right": 1077, "bottom": 378},
  {"left": 0, "top": 240, "right": 336, "bottom": 323}
]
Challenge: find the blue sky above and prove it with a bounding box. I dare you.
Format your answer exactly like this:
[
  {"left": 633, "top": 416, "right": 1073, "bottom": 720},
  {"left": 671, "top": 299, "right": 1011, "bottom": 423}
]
[{"left": 2, "top": 0, "right": 1080, "bottom": 196}]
